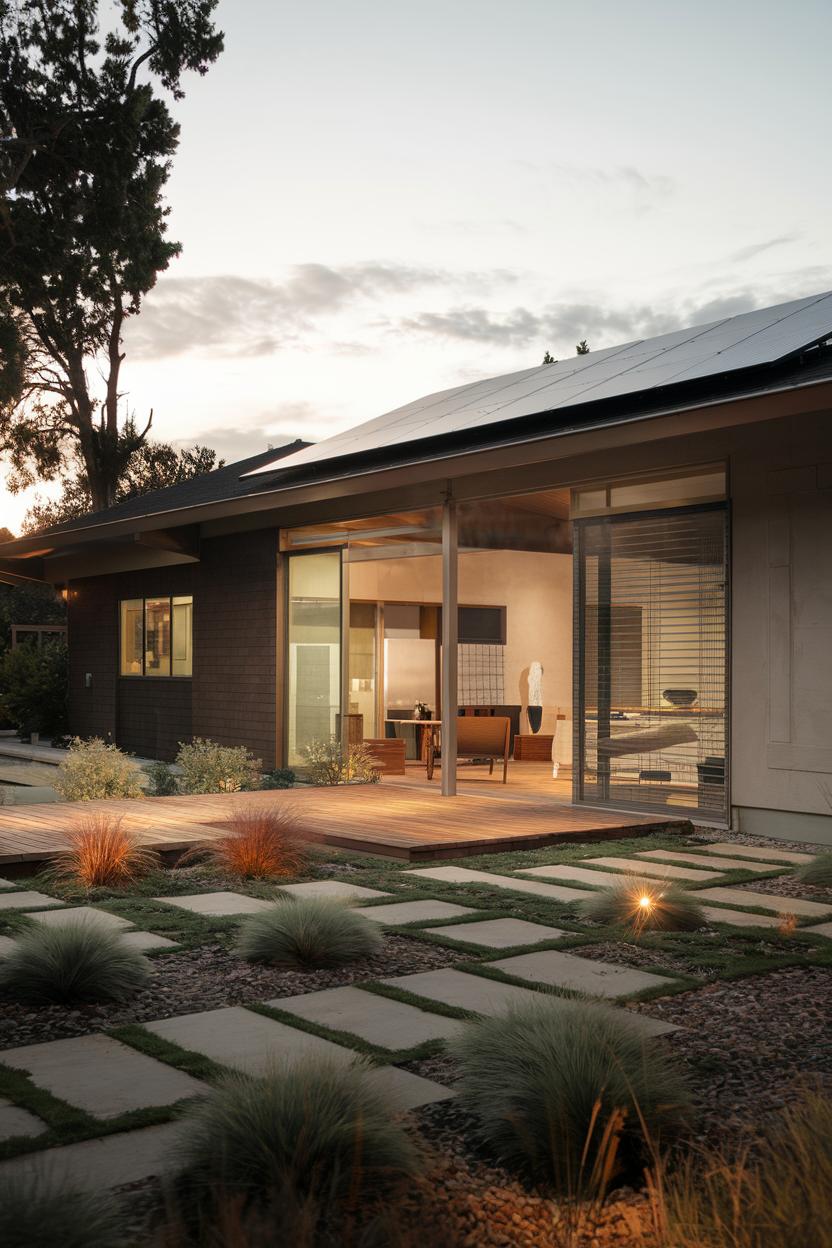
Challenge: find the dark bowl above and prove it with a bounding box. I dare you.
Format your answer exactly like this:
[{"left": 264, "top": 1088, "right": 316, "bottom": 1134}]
[{"left": 662, "top": 688, "right": 698, "bottom": 707}]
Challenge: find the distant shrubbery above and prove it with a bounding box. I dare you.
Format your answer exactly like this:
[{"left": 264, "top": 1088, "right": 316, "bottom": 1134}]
[
  {"left": 301, "top": 738, "right": 380, "bottom": 786},
  {"left": 176, "top": 738, "right": 262, "bottom": 794},
  {"left": 145, "top": 759, "right": 179, "bottom": 796},
  {"left": 54, "top": 737, "right": 144, "bottom": 801},
  {"left": 261, "top": 767, "right": 296, "bottom": 789},
  {"left": 0, "top": 640, "right": 68, "bottom": 738}
]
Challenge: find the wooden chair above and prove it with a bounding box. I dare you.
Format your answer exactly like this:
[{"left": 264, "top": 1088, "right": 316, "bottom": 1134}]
[{"left": 426, "top": 715, "right": 511, "bottom": 783}]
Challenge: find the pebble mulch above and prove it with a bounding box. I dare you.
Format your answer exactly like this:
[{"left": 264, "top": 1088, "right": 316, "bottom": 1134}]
[
  {"left": 0, "top": 932, "right": 457, "bottom": 1051},
  {"left": 720, "top": 874, "right": 832, "bottom": 903},
  {"left": 634, "top": 965, "right": 832, "bottom": 1143}
]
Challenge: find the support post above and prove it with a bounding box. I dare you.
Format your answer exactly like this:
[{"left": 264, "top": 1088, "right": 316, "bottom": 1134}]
[
  {"left": 441, "top": 497, "right": 458, "bottom": 796},
  {"left": 340, "top": 550, "right": 351, "bottom": 754}
]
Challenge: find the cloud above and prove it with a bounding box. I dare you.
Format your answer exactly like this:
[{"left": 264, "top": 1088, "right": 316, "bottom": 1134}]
[
  {"left": 726, "top": 234, "right": 799, "bottom": 264},
  {"left": 127, "top": 263, "right": 455, "bottom": 360},
  {"left": 394, "top": 275, "right": 832, "bottom": 355}
]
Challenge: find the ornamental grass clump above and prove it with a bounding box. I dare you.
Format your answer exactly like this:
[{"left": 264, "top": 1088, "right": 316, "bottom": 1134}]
[
  {"left": 235, "top": 897, "right": 383, "bottom": 968},
  {"left": 54, "top": 737, "right": 144, "bottom": 801},
  {"left": 0, "top": 922, "right": 151, "bottom": 1004},
  {"left": 200, "top": 805, "right": 308, "bottom": 879},
  {"left": 0, "top": 1176, "right": 122, "bottom": 1248},
  {"left": 452, "top": 998, "right": 692, "bottom": 1194},
  {"left": 44, "top": 813, "right": 159, "bottom": 889},
  {"left": 176, "top": 1059, "right": 423, "bottom": 1213},
  {"left": 654, "top": 1088, "right": 832, "bottom": 1248},
  {"left": 796, "top": 851, "right": 832, "bottom": 888},
  {"left": 579, "top": 875, "right": 706, "bottom": 934},
  {"left": 176, "top": 738, "right": 262, "bottom": 794}
]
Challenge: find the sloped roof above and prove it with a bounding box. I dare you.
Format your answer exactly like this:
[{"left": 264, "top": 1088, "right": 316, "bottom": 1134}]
[
  {"left": 246, "top": 289, "right": 832, "bottom": 477},
  {"left": 30, "top": 441, "right": 308, "bottom": 538}
]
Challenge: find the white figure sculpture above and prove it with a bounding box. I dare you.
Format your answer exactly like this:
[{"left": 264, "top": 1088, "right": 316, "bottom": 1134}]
[{"left": 528, "top": 661, "right": 543, "bottom": 706}]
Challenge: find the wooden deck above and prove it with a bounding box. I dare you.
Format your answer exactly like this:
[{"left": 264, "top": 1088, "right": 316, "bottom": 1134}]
[{"left": 0, "top": 763, "right": 689, "bottom": 866}]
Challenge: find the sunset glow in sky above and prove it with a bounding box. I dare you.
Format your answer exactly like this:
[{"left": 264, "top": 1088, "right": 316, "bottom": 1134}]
[{"left": 2, "top": 0, "right": 831, "bottom": 531}]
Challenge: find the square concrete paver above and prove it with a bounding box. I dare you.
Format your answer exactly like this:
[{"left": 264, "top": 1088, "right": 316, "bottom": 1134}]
[
  {"left": 407, "top": 865, "right": 589, "bottom": 903},
  {"left": 637, "top": 849, "right": 779, "bottom": 873},
  {"left": 491, "top": 950, "right": 673, "bottom": 999},
  {"left": 581, "top": 857, "right": 720, "bottom": 882},
  {"left": 382, "top": 967, "right": 549, "bottom": 1016},
  {"left": 369, "top": 1065, "right": 455, "bottom": 1110},
  {"left": 24, "top": 906, "right": 134, "bottom": 931},
  {"left": 0, "top": 1034, "right": 207, "bottom": 1119},
  {"left": 702, "top": 843, "right": 813, "bottom": 865},
  {"left": 153, "top": 891, "right": 276, "bottom": 917},
  {"left": 694, "top": 887, "right": 832, "bottom": 918},
  {"left": 0, "top": 1097, "right": 47, "bottom": 1142},
  {"left": 428, "top": 917, "right": 566, "bottom": 949},
  {"left": 700, "top": 906, "right": 783, "bottom": 928},
  {"left": 277, "top": 880, "right": 390, "bottom": 902},
  {"left": 354, "top": 899, "right": 475, "bottom": 925},
  {"left": 0, "top": 1122, "right": 186, "bottom": 1193},
  {"left": 0, "top": 934, "right": 17, "bottom": 957},
  {"left": 381, "top": 968, "right": 676, "bottom": 1038},
  {"left": 0, "top": 878, "right": 15, "bottom": 890},
  {"left": 274, "top": 985, "right": 465, "bottom": 1049},
  {"left": 144, "top": 1005, "right": 356, "bottom": 1076},
  {"left": 0, "top": 890, "right": 64, "bottom": 911},
  {"left": 120, "top": 930, "right": 180, "bottom": 953},
  {"left": 143, "top": 1006, "right": 451, "bottom": 1112},
  {"left": 802, "top": 922, "right": 832, "bottom": 939}
]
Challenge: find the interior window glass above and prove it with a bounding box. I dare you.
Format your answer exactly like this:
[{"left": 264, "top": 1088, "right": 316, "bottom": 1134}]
[
  {"left": 172, "top": 596, "right": 193, "bottom": 677},
  {"left": 144, "top": 597, "right": 171, "bottom": 676},
  {"left": 120, "top": 600, "right": 144, "bottom": 675}
]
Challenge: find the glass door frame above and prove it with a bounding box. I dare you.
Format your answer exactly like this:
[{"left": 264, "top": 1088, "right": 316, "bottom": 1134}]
[
  {"left": 572, "top": 500, "right": 731, "bottom": 823},
  {"left": 281, "top": 545, "right": 349, "bottom": 769}
]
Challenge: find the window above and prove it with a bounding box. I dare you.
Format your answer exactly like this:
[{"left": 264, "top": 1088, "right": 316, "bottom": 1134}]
[
  {"left": 572, "top": 465, "right": 727, "bottom": 517},
  {"left": 120, "top": 595, "right": 193, "bottom": 677}
]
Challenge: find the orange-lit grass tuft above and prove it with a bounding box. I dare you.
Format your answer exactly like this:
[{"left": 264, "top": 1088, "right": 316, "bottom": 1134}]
[
  {"left": 201, "top": 805, "right": 308, "bottom": 879},
  {"left": 44, "top": 813, "right": 160, "bottom": 890},
  {"left": 579, "top": 875, "right": 706, "bottom": 934}
]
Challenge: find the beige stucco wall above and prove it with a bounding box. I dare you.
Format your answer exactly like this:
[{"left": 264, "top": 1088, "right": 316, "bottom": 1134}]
[
  {"left": 730, "top": 410, "right": 832, "bottom": 838},
  {"left": 348, "top": 548, "right": 573, "bottom": 760}
]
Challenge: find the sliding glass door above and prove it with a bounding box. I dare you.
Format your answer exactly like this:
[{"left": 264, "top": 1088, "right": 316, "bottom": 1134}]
[
  {"left": 574, "top": 504, "right": 728, "bottom": 822},
  {"left": 286, "top": 551, "right": 342, "bottom": 767}
]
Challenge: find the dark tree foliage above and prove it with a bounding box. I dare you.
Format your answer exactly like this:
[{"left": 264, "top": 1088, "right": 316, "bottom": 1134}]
[
  {"left": 0, "top": 579, "right": 65, "bottom": 654},
  {"left": 0, "top": 636, "right": 68, "bottom": 735},
  {"left": 23, "top": 435, "right": 223, "bottom": 531},
  {"left": 542, "top": 350, "right": 556, "bottom": 364},
  {"left": 0, "top": 1, "right": 223, "bottom": 510},
  {"left": 576, "top": 339, "right": 590, "bottom": 354}
]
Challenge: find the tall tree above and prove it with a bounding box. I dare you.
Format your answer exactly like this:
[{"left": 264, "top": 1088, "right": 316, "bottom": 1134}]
[
  {"left": 0, "top": 0, "right": 223, "bottom": 510},
  {"left": 23, "top": 434, "right": 224, "bottom": 532},
  {"left": 576, "top": 339, "right": 590, "bottom": 354}
]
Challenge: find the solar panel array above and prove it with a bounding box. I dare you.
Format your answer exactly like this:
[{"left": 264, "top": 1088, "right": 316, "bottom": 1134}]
[{"left": 247, "top": 290, "right": 832, "bottom": 477}]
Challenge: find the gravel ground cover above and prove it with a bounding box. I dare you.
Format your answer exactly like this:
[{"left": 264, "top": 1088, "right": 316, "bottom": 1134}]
[{"left": 0, "top": 931, "right": 456, "bottom": 1050}]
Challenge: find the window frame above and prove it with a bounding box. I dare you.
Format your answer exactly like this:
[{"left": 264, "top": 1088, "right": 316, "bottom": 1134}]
[{"left": 119, "top": 594, "right": 193, "bottom": 679}]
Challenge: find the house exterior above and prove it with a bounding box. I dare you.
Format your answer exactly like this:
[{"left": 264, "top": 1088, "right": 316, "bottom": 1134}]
[{"left": 2, "top": 292, "right": 832, "bottom": 844}]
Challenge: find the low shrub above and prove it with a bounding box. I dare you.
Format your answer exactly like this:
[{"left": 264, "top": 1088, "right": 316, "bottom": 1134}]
[
  {"left": 176, "top": 738, "right": 262, "bottom": 795},
  {"left": 235, "top": 897, "right": 383, "bottom": 968},
  {"left": 654, "top": 1088, "right": 832, "bottom": 1248},
  {"left": 579, "top": 875, "right": 706, "bottom": 934},
  {"left": 200, "top": 805, "right": 308, "bottom": 879},
  {"left": 0, "top": 921, "right": 151, "bottom": 1004},
  {"left": 261, "top": 767, "right": 296, "bottom": 790},
  {"left": 301, "top": 737, "right": 380, "bottom": 786},
  {"left": 175, "top": 1059, "right": 423, "bottom": 1214},
  {"left": 54, "top": 737, "right": 145, "bottom": 801},
  {"left": 146, "top": 759, "right": 179, "bottom": 796},
  {"left": 44, "top": 813, "right": 159, "bottom": 889},
  {"left": 0, "top": 639, "right": 68, "bottom": 738},
  {"left": 452, "top": 998, "right": 692, "bottom": 1193},
  {"left": 796, "top": 851, "right": 832, "bottom": 888},
  {"left": 0, "top": 1175, "right": 122, "bottom": 1248}
]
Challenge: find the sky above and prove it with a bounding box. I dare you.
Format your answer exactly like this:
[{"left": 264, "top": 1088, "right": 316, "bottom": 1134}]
[{"left": 2, "top": 0, "right": 831, "bottom": 532}]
